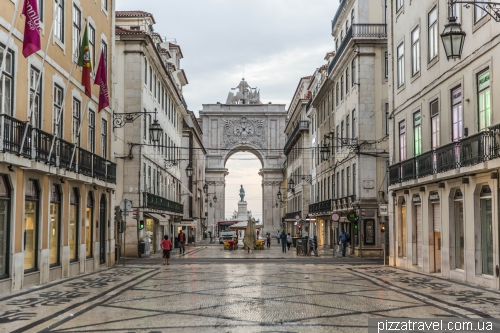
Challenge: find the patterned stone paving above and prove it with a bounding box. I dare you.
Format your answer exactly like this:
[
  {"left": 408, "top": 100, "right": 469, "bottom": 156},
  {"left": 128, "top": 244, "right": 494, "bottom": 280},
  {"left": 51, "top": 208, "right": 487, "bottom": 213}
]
[{"left": 2, "top": 248, "right": 500, "bottom": 332}]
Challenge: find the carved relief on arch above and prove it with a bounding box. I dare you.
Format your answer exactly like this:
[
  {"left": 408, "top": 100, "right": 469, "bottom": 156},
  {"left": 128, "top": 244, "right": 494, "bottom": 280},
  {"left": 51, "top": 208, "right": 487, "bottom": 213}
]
[{"left": 221, "top": 117, "right": 267, "bottom": 149}]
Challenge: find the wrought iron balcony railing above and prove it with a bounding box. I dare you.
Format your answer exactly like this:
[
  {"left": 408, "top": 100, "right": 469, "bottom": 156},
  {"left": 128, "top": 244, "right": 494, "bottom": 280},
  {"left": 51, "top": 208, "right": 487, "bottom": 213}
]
[
  {"left": 143, "top": 192, "right": 183, "bottom": 214},
  {"left": 284, "top": 211, "right": 301, "bottom": 220},
  {"left": 309, "top": 199, "right": 332, "bottom": 214},
  {"left": 284, "top": 120, "right": 310, "bottom": 154}
]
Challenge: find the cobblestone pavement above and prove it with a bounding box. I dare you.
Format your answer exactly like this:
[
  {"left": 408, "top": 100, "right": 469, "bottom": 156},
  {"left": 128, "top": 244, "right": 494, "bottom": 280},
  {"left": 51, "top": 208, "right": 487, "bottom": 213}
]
[{"left": 2, "top": 246, "right": 500, "bottom": 332}]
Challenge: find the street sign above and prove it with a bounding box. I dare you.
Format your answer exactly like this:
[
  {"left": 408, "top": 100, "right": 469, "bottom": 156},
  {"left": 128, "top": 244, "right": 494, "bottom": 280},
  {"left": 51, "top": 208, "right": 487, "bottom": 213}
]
[
  {"left": 331, "top": 212, "right": 340, "bottom": 222},
  {"left": 379, "top": 204, "right": 389, "bottom": 216},
  {"left": 295, "top": 215, "right": 300, "bottom": 221},
  {"left": 119, "top": 199, "right": 132, "bottom": 212},
  {"left": 347, "top": 211, "right": 357, "bottom": 222}
]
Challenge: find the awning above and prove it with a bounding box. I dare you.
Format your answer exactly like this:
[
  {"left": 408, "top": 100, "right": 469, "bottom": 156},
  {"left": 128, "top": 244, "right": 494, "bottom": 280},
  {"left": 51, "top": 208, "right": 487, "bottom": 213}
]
[{"left": 145, "top": 213, "right": 169, "bottom": 226}]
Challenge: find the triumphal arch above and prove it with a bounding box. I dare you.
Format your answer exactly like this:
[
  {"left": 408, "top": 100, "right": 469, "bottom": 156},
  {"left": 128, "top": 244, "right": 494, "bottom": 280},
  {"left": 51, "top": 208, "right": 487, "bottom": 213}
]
[{"left": 199, "top": 79, "right": 286, "bottom": 235}]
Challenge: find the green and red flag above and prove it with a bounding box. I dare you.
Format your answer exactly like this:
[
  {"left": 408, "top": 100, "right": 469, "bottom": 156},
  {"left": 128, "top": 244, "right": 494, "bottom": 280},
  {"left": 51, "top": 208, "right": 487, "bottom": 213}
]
[{"left": 78, "top": 24, "right": 92, "bottom": 97}]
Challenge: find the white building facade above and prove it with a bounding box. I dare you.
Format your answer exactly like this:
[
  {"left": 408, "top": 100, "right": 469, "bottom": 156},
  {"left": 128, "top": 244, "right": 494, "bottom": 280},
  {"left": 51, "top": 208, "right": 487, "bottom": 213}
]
[
  {"left": 114, "top": 11, "right": 188, "bottom": 256},
  {"left": 387, "top": 0, "right": 500, "bottom": 288}
]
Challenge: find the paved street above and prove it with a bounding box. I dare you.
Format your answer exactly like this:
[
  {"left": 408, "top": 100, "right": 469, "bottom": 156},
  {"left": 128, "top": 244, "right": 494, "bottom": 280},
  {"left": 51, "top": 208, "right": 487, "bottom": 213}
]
[{"left": 1, "top": 245, "right": 500, "bottom": 332}]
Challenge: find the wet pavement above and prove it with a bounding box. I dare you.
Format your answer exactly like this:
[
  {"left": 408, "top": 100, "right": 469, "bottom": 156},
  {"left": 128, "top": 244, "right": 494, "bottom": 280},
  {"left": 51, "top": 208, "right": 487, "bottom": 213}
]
[{"left": 1, "top": 245, "right": 500, "bottom": 332}]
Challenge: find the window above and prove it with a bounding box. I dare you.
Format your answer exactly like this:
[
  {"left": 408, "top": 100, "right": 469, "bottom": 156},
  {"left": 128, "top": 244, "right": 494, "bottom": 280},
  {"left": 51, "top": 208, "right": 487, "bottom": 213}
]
[
  {"left": 55, "top": 0, "right": 64, "bottom": 42},
  {"left": 336, "top": 83, "right": 339, "bottom": 106},
  {"left": 396, "top": 0, "right": 403, "bottom": 11},
  {"left": 480, "top": 185, "right": 493, "bottom": 275},
  {"left": 86, "top": 192, "right": 93, "bottom": 257},
  {"left": 88, "top": 110, "right": 95, "bottom": 153},
  {"left": 49, "top": 185, "right": 61, "bottom": 266},
  {"left": 430, "top": 99, "right": 440, "bottom": 149},
  {"left": 352, "top": 109, "right": 356, "bottom": 138},
  {"left": 397, "top": 42, "right": 405, "bottom": 87},
  {"left": 411, "top": 27, "right": 420, "bottom": 75},
  {"left": 413, "top": 111, "right": 421, "bottom": 156},
  {"left": 346, "top": 115, "right": 350, "bottom": 140},
  {"left": 24, "top": 180, "right": 39, "bottom": 271},
  {"left": 72, "top": 5, "right": 81, "bottom": 57},
  {"left": 154, "top": 74, "right": 157, "bottom": 99},
  {"left": 101, "top": 119, "right": 107, "bottom": 158},
  {"left": 477, "top": 70, "right": 491, "bottom": 130},
  {"left": 148, "top": 115, "right": 152, "bottom": 143},
  {"left": 0, "top": 176, "right": 10, "bottom": 278},
  {"left": 341, "top": 121, "right": 344, "bottom": 144},
  {"left": 89, "top": 25, "right": 96, "bottom": 68},
  {"left": 399, "top": 198, "right": 407, "bottom": 257},
  {"left": 475, "top": 2, "right": 487, "bottom": 22},
  {"left": 336, "top": 172, "right": 340, "bottom": 199},
  {"left": 352, "top": 164, "right": 356, "bottom": 196},
  {"left": 341, "top": 30, "right": 344, "bottom": 42},
  {"left": 72, "top": 98, "right": 81, "bottom": 146},
  {"left": 37, "top": 0, "right": 43, "bottom": 22},
  {"left": 101, "top": 41, "right": 108, "bottom": 69},
  {"left": 148, "top": 166, "right": 151, "bottom": 191},
  {"left": 143, "top": 164, "right": 146, "bottom": 191},
  {"left": 332, "top": 175, "right": 335, "bottom": 199},
  {"left": 454, "top": 189, "right": 464, "bottom": 270},
  {"left": 351, "top": 8, "right": 354, "bottom": 24},
  {"left": 53, "top": 85, "right": 64, "bottom": 138},
  {"left": 341, "top": 76, "right": 344, "bottom": 100},
  {"left": 0, "top": 45, "right": 14, "bottom": 115},
  {"left": 385, "top": 103, "right": 389, "bottom": 135},
  {"left": 30, "top": 67, "right": 42, "bottom": 128},
  {"left": 385, "top": 51, "right": 389, "bottom": 78},
  {"left": 336, "top": 125, "right": 339, "bottom": 154},
  {"left": 346, "top": 20, "right": 349, "bottom": 32},
  {"left": 428, "top": 7, "right": 438, "bottom": 61},
  {"left": 346, "top": 68, "right": 349, "bottom": 94},
  {"left": 103, "top": 0, "right": 108, "bottom": 11},
  {"left": 341, "top": 170, "right": 345, "bottom": 197},
  {"left": 144, "top": 58, "right": 148, "bottom": 84},
  {"left": 336, "top": 39, "right": 338, "bottom": 51},
  {"left": 346, "top": 166, "right": 350, "bottom": 196},
  {"left": 399, "top": 120, "right": 406, "bottom": 161},
  {"left": 352, "top": 58, "right": 356, "bottom": 86},
  {"left": 452, "top": 87, "right": 463, "bottom": 141}
]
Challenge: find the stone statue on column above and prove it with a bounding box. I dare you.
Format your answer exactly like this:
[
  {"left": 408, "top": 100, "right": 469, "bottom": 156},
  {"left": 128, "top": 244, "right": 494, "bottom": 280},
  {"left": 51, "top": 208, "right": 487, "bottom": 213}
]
[{"left": 239, "top": 185, "right": 245, "bottom": 202}]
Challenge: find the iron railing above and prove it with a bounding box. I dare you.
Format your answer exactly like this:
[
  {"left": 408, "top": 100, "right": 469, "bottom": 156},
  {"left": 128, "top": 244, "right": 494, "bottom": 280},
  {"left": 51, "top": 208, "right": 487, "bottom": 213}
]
[
  {"left": 331, "top": 0, "right": 348, "bottom": 32},
  {"left": 284, "top": 120, "right": 310, "bottom": 153},
  {"left": 143, "top": 192, "right": 183, "bottom": 214},
  {"left": 389, "top": 126, "right": 500, "bottom": 185},
  {"left": 285, "top": 211, "right": 301, "bottom": 220},
  {"left": 309, "top": 199, "right": 332, "bottom": 214},
  {"left": 0, "top": 114, "right": 117, "bottom": 184}
]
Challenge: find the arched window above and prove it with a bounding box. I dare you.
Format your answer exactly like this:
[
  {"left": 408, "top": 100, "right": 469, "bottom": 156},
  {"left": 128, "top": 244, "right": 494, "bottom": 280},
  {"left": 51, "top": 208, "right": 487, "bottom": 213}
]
[
  {"left": 25, "top": 180, "right": 39, "bottom": 271},
  {"left": 86, "top": 191, "right": 94, "bottom": 257},
  {"left": 70, "top": 188, "right": 79, "bottom": 261},
  {"left": 0, "top": 175, "right": 10, "bottom": 278},
  {"left": 50, "top": 184, "right": 61, "bottom": 266}
]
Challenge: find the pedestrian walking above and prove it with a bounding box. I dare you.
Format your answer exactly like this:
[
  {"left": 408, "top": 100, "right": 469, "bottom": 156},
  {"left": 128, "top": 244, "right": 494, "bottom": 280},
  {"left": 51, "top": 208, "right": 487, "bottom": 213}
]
[
  {"left": 256, "top": 230, "right": 260, "bottom": 239},
  {"left": 160, "top": 235, "right": 172, "bottom": 265},
  {"left": 280, "top": 231, "right": 288, "bottom": 253},
  {"left": 286, "top": 233, "right": 292, "bottom": 251},
  {"left": 276, "top": 231, "right": 280, "bottom": 244},
  {"left": 178, "top": 230, "right": 186, "bottom": 254},
  {"left": 266, "top": 232, "right": 271, "bottom": 248},
  {"left": 338, "top": 228, "right": 350, "bottom": 257}
]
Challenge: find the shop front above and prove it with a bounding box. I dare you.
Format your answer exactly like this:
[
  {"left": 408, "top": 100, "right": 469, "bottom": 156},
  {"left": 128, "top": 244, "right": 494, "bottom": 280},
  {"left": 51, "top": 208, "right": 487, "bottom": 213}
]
[{"left": 144, "top": 213, "right": 170, "bottom": 253}]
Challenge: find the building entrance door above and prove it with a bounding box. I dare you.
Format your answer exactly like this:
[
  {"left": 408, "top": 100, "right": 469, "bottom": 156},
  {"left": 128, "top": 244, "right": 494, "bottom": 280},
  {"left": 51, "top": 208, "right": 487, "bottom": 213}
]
[
  {"left": 99, "top": 194, "right": 106, "bottom": 265},
  {"left": 433, "top": 203, "right": 441, "bottom": 272}
]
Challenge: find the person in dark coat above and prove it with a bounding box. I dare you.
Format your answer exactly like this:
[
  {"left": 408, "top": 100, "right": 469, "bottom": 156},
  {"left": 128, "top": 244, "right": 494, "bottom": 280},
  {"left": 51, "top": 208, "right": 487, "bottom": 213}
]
[{"left": 280, "top": 231, "right": 288, "bottom": 253}]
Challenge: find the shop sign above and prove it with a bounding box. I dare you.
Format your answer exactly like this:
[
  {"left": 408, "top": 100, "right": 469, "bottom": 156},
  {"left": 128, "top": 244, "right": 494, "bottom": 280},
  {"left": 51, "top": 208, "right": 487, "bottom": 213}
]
[
  {"left": 347, "top": 211, "right": 357, "bottom": 222},
  {"left": 413, "top": 195, "right": 421, "bottom": 203},
  {"left": 379, "top": 204, "right": 389, "bottom": 216}
]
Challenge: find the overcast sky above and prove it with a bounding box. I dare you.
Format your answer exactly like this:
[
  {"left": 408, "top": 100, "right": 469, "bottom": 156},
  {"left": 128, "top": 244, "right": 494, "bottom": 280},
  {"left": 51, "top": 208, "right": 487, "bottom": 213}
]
[{"left": 117, "top": 0, "right": 338, "bottom": 222}]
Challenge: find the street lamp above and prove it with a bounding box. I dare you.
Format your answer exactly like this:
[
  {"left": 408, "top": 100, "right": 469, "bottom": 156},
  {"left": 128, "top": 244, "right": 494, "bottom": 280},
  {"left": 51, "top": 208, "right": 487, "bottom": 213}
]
[
  {"left": 203, "top": 183, "right": 208, "bottom": 194},
  {"left": 288, "top": 177, "right": 295, "bottom": 189},
  {"left": 440, "top": 13, "right": 466, "bottom": 60},
  {"left": 320, "top": 143, "right": 330, "bottom": 161},
  {"left": 149, "top": 115, "right": 162, "bottom": 143},
  {"left": 185, "top": 164, "right": 194, "bottom": 177},
  {"left": 213, "top": 195, "right": 218, "bottom": 203},
  {"left": 277, "top": 189, "right": 282, "bottom": 201}
]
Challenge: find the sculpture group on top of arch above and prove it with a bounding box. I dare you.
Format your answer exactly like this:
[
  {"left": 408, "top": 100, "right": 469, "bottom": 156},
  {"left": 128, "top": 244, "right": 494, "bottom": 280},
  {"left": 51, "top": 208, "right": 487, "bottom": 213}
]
[{"left": 226, "top": 78, "right": 262, "bottom": 105}]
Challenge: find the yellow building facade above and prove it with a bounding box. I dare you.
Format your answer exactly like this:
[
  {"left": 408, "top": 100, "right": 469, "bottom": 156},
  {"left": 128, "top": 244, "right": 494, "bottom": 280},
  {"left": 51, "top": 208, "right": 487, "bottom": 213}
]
[{"left": 0, "top": 0, "right": 116, "bottom": 292}]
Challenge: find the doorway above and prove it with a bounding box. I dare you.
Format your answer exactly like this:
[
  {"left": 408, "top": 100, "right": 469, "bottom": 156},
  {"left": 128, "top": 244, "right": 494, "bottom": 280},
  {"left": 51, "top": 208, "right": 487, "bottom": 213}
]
[{"left": 99, "top": 194, "right": 106, "bottom": 265}]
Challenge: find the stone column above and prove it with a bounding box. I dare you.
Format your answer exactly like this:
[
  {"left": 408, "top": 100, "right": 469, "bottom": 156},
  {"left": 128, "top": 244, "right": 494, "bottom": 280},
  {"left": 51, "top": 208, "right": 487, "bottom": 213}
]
[{"left": 261, "top": 170, "right": 283, "bottom": 236}]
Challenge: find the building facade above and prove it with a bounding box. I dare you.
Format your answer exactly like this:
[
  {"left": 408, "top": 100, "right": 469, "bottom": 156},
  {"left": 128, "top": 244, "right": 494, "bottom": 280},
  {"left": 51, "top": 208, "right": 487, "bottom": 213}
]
[
  {"left": 388, "top": 0, "right": 500, "bottom": 288},
  {"left": 283, "top": 76, "right": 313, "bottom": 236},
  {"left": 180, "top": 111, "right": 207, "bottom": 243},
  {"left": 0, "top": 0, "right": 117, "bottom": 292},
  {"left": 114, "top": 11, "right": 188, "bottom": 257},
  {"left": 307, "top": 0, "right": 389, "bottom": 256}
]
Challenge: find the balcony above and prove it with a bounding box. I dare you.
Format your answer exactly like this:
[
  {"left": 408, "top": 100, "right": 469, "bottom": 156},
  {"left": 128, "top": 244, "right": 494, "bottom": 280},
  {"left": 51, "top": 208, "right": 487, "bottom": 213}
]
[
  {"left": 285, "top": 211, "right": 301, "bottom": 220},
  {"left": 309, "top": 199, "right": 332, "bottom": 214},
  {"left": 305, "top": 98, "right": 312, "bottom": 113},
  {"left": 284, "top": 120, "right": 310, "bottom": 154},
  {"left": 143, "top": 192, "right": 183, "bottom": 214},
  {"left": 0, "top": 114, "right": 117, "bottom": 184},
  {"left": 331, "top": 0, "right": 347, "bottom": 33},
  {"left": 328, "top": 24, "right": 387, "bottom": 76},
  {"left": 389, "top": 127, "right": 500, "bottom": 186}
]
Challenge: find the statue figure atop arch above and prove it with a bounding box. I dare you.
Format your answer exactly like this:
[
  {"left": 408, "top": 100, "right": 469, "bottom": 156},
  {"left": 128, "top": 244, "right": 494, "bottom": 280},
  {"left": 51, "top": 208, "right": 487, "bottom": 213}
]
[
  {"left": 226, "top": 78, "right": 262, "bottom": 105},
  {"left": 239, "top": 185, "right": 246, "bottom": 202}
]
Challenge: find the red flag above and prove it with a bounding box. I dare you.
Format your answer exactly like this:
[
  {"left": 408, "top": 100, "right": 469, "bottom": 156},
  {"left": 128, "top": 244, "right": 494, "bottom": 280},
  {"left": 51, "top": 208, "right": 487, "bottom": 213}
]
[
  {"left": 78, "top": 25, "right": 92, "bottom": 97},
  {"left": 94, "top": 51, "right": 109, "bottom": 112},
  {"left": 22, "top": 0, "right": 41, "bottom": 58}
]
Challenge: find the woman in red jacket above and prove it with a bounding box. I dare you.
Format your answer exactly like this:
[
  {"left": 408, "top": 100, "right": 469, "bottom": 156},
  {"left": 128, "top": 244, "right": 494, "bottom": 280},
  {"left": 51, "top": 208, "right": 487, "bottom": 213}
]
[{"left": 160, "top": 235, "right": 172, "bottom": 265}]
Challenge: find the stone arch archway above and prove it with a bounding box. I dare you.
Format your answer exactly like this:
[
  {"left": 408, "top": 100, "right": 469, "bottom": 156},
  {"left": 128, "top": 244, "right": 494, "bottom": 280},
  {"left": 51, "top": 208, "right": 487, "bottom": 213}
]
[{"left": 200, "top": 89, "right": 286, "bottom": 236}]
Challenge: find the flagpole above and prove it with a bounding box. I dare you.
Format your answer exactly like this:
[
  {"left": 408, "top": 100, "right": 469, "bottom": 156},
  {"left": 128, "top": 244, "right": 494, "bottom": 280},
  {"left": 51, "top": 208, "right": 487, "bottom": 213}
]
[
  {"left": 0, "top": 0, "right": 22, "bottom": 84},
  {"left": 69, "top": 97, "right": 90, "bottom": 170},
  {"left": 47, "top": 19, "right": 87, "bottom": 164},
  {"left": 19, "top": 0, "right": 60, "bottom": 155}
]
